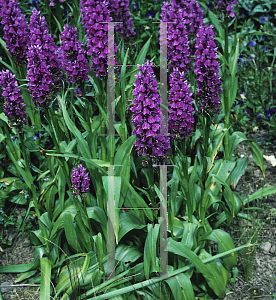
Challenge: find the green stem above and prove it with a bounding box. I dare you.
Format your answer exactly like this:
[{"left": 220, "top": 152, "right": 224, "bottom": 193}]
[
  {"left": 19, "top": 132, "right": 38, "bottom": 214},
  {"left": 148, "top": 159, "right": 155, "bottom": 208}
]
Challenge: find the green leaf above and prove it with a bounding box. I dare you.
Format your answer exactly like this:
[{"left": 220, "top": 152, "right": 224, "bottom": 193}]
[
  {"left": 168, "top": 238, "right": 227, "bottom": 298},
  {"left": 181, "top": 223, "right": 198, "bottom": 250},
  {"left": 165, "top": 273, "right": 195, "bottom": 300},
  {"left": 228, "top": 158, "right": 248, "bottom": 189},
  {"left": 40, "top": 257, "right": 51, "bottom": 300},
  {"left": 64, "top": 211, "right": 83, "bottom": 252},
  {"left": 0, "top": 247, "right": 45, "bottom": 273},
  {"left": 118, "top": 211, "right": 146, "bottom": 242},
  {"left": 14, "top": 270, "right": 37, "bottom": 283},
  {"left": 208, "top": 10, "right": 223, "bottom": 39},
  {"left": 129, "top": 36, "right": 152, "bottom": 86},
  {"left": 55, "top": 254, "right": 90, "bottom": 300},
  {"left": 244, "top": 186, "right": 276, "bottom": 205},
  {"left": 115, "top": 244, "right": 143, "bottom": 265},
  {"left": 202, "top": 229, "right": 237, "bottom": 271},
  {"left": 198, "top": 249, "right": 229, "bottom": 298},
  {"left": 144, "top": 224, "right": 159, "bottom": 279}
]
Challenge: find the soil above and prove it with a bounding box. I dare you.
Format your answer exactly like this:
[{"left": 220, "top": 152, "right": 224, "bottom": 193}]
[{"left": 0, "top": 127, "right": 275, "bottom": 300}]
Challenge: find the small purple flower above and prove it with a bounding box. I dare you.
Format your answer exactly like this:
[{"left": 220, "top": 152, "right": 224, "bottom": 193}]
[
  {"left": 262, "top": 46, "right": 268, "bottom": 52},
  {"left": 257, "top": 114, "right": 263, "bottom": 119},
  {"left": 147, "top": 10, "right": 155, "bottom": 20},
  {"left": 130, "top": 61, "right": 170, "bottom": 164},
  {"left": 248, "top": 40, "right": 256, "bottom": 47},
  {"left": 0, "top": 69, "right": 27, "bottom": 127},
  {"left": 0, "top": 0, "right": 30, "bottom": 64},
  {"left": 248, "top": 54, "right": 254, "bottom": 60},
  {"left": 243, "top": 109, "right": 248, "bottom": 114},
  {"left": 71, "top": 164, "right": 90, "bottom": 196},
  {"left": 260, "top": 16, "right": 267, "bottom": 22},
  {"left": 266, "top": 107, "right": 276, "bottom": 120},
  {"left": 215, "top": 0, "right": 238, "bottom": 18},
  {"left": 20, "top": 175, "right": 25, "bottom": 183},
  {"left": 33, "top": 132, "right": 40, "bottom": 141}
]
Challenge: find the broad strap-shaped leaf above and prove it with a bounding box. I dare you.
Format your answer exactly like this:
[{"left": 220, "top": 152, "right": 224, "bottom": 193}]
[
  {"left": 165, "top": 273, "right": 195, "bottom": 300},
  {"left": 167, "top": 238, "right": 227, "bottom": 298},
  {"left": 202, "top": 229, "right": 237, "bottom": 271},
  {"left": 244, "top": 186, "right": 276, "bottom": 205},
  {"left": 40, "top": 257, "right": 51, "bottom": 300},
  {"left": 198, "top": 249, "right": 229, "bottom": 299},
  {"left": 63, "top": 211, "right": 84, "bottom": 252},
  {"left": 144, "top": 224, "right": 160, "bottom": 280},
  {"left": 228, "top": 131, "right": 265, "bottom": 177},
  {"left": 118, "top": 211, "right": 146, "bottom": 242},
  {"left": 115, "top": 244, "right": 143, "bottom": 265}
]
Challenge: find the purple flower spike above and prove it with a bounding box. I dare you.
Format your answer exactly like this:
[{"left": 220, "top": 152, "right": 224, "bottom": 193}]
[
  {"left": 26, "top": 9, "right": 62, "bottom": 105},
  {"left": 130, "top": 61, "right": 170, "bottom": 164},
  {"left": 0, "top": 69, "right": 27, "bottom": 127},
  {"left": 194, "top": 24, "right": 222, "bottom": 114},
  {"left": 80, "top": 0, "right": 118, "bottom": 77},
  {"left": 61, "top": 24, "right": 89, "bottom": 95},
  {"left": 161, "top": 2, "right": 190, "bottom": 73},
  {"left": 109, "top": 0, "right": 136, "bottom": 39},
  {"left": 168, "top": 67, "right": 195, "bottom": 139},
  {"left": 71, "top": 164, "right": 90, "bottom": 196},
  {"left": 0, "top": 0, "right": 30, "bottom": 64}
]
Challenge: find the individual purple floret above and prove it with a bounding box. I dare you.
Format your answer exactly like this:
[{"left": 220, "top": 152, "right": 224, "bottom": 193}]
[
  {"left": 26, "top": 9, "right": 62, "bottom": 105},
  {"left": 71, "top": 164, "right": 90, "bottom": 196},
  {"left": 0, "top": 69, "right": 27, "bottom": 127},
  {"left": 194, "top": 24, "right": 222, "bottom": 114},
  {"left": 215, "top": 0, "right": 238, "bottom": 18},
  {"left": 0, "top": 0, "right": 30, "bottom": 64},
  {"left": 168, "top": 67, "right": 195, "bottom": 139},
  {"left": 130, "top": 61, "right": 170, "bottom": 163},
  {"left": 109, "top": 0, "right": 136, "bottom": 39},
  {"left": 80, "top": 0, "right": 118, "bottom": 77},
  {"left": 49, "top": 0, "right": 64, "bottom": 6},
  {"left": 60, "top": 24, "right": 89, "bottom": 96},
  {"left": 160, "top": 1, "right": 190, "bottom": 73}
]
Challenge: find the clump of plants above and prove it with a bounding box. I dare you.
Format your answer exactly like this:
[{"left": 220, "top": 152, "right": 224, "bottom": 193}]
[{"left": 0, "top": 0, "right": 275, "bottom": 299}]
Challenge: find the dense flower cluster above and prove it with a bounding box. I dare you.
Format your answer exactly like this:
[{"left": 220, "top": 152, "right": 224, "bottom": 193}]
[
  {"left": 80, "top": 0, "right": 118, "bottom": 77},
  {"left": 61, "top": 24, "right": 89, "bottom": 96},
  {"left": 71, "top": 164, "right": 90, "bottom": 196},
  {"left": 160, "top": 1, "right": 190, "bottom": 73},
  {"left": 130, "top": 62, "right": 170, "bottom": 163},
  {"left": 168, "top": 68, "right": 195, "bottom": 139},
  {"left": 0, "top": 0, "right": 29, "bottom": 64},
  {"left": 109, "top": 0, "right": 136, "bottom": 39},
  {"left": 26, "top": 9, "right": 62, "bottom": 105},
  {"left": 194, "top": 24, "right": 222, "bottom": 113},
  {"left": 0, "top": 69, "right": 27, "bottom": 127},
  {"left": 215, "top": 0, "right": 238, "bottom": 18}
]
